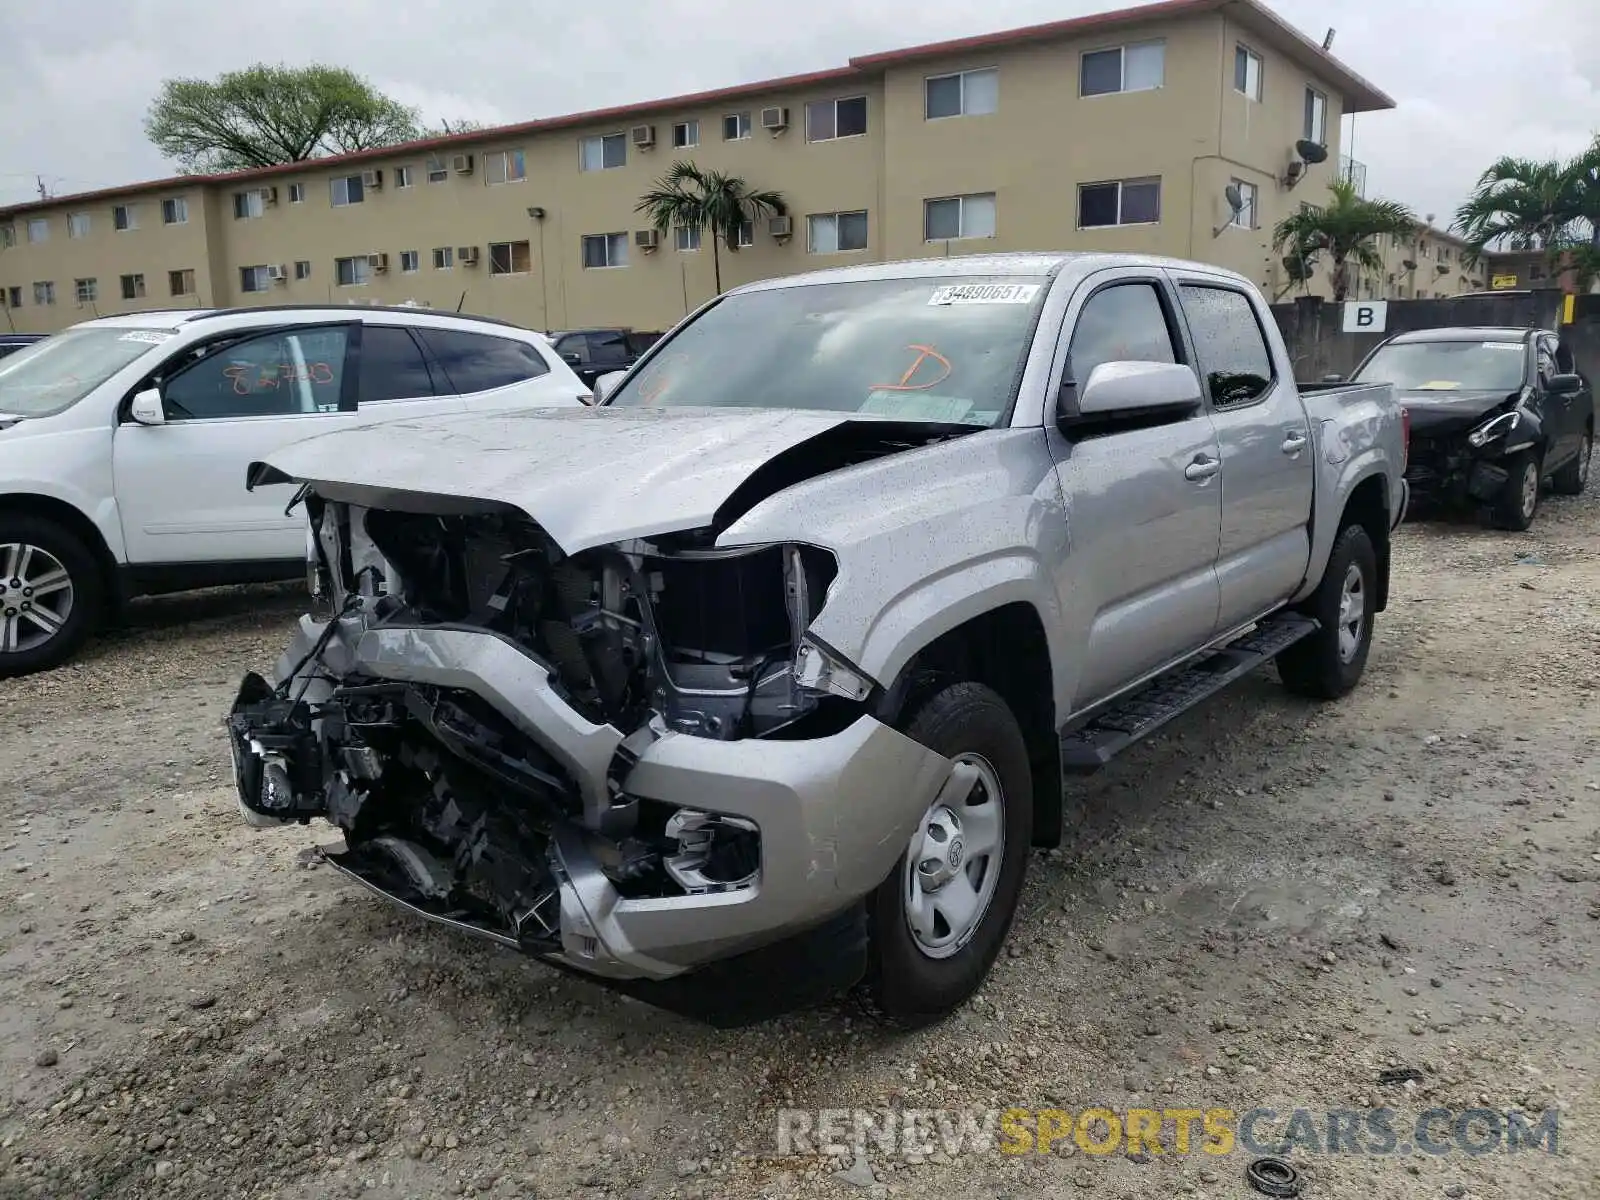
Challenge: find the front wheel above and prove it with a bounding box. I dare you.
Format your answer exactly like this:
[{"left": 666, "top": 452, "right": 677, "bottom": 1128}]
[
  {"left": 0, "top": 516, "right": 105, "bottom": 679},
  {"left": 1491, "top": 450, "right": 1542, "bottom": 530},
  {"left": 859, "top": 681, "right": 1033, "bottom": 1029},
  {"left": 1551, "top": 432, "right": 1591, "bottom": 496},
  {"left": 1276, "top": 524, "right": 1377, "bottom": 700}
]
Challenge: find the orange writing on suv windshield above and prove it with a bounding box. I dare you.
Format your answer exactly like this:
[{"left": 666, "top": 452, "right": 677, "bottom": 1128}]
[{"left": 872, "top": 344, "right": 952, "bottom": 392}]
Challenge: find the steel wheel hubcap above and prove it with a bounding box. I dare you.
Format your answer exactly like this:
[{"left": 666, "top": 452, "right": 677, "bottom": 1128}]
[
  {"left": 1521, "top": 463, "right": 1539, "bottom": 520},
  {"left": 903, "top": 752, "right": 1005, "bottom": 959},
  {"left": 1337, "top": 562, "right": 1366, "bottom": 664},
  {"left": 0, "top": 543, "right": 74, "bottom": 654}
]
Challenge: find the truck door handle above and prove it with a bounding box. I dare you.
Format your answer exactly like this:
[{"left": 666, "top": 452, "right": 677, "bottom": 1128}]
[
  {"left": 1184, "top": 455, "right": 1221, "bottom": 481},
  {"left": 1281, "top": 430, "right": 1308, "bottom": 454}
]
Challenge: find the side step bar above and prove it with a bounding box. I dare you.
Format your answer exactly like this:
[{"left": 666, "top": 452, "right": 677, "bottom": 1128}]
[{"left": 1058, "top": 613, "right": 1318, "bottom": 773}]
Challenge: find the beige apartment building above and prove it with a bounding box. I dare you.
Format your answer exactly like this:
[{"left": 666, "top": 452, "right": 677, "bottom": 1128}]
[
  {"left": 0, "top": 0, "right": 1392, "bottom": 335},
  {"left": 1346, "top": 222, "right": 1488, "bottom": 301}
]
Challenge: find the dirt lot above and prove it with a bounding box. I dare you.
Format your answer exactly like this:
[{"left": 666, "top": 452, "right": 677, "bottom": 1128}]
[{"left": 2, "top": 488, "right": 1597, "bottom": 1200}]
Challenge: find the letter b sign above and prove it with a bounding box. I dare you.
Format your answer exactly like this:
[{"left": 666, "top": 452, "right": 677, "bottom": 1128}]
[{"left": 1342, "top": 301, "right": 1388, "bottom": 333}]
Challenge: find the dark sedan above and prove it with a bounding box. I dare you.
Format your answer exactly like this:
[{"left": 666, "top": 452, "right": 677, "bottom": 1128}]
[
  {"left": 0, "top": 333, "right": 46, "bottom": 359},
  {"left": 1347, "top": 326, "right": 1593, "bottom": 530}
]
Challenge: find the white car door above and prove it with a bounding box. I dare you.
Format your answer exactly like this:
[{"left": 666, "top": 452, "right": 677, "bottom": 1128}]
[
  {"left": 112, "top": 323, "right": 363, "bottom": 565},
  {"left": 412, "top": 325, "right": 591, "bottom": 413}
]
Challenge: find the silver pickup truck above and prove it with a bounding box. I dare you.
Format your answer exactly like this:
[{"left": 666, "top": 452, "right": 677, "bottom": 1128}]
[{"left": 228, "top": 253, "right": 1408, "bottom": 1029}]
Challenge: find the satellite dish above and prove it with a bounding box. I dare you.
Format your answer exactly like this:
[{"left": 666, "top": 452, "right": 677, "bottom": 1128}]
[
  {"left": 1224, "top": 183, "right": 1244, "bottom": 214},
  {"left": 1295, "top": 139, "right": 1329, "bottom": 164}
]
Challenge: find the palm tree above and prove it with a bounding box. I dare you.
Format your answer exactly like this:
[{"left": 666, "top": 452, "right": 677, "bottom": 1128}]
[
  {"left": 1452, "top": 155, "right": 1578, "bottom": 257},
  {"left": 635, "top": 160, "right": 786, "bottom": 294},
  {"left": 1272, "top": 180, "right": 1417, "bottom": 302}
]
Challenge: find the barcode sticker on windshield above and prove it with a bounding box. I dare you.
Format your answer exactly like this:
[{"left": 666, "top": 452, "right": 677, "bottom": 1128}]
[
  {"left": 118, "top": 331, "right": 175, "bottom": 344},
  {"left": 1482, "top": 341, "right": 1524, "bottom": 350},
  {"left": 928, "top": 283, "right": 1041, "bottom": 306}
]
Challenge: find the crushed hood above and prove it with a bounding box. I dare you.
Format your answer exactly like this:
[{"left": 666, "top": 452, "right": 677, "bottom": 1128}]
[
  {"left": 251, "top": 405, "right": 973, "bottom": 553},
  {"left": 1399, "top": 389, "right": 1517, "bottom": 437}
]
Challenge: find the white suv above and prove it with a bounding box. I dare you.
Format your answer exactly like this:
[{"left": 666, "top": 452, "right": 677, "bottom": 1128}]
[{"left": 0, "top": 305, "right": 591, "bottom": 676}]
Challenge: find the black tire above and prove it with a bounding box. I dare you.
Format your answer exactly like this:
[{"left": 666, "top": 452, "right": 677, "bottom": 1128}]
[
  {"left": 858, "top": 681, "right": 1033, "bottom": 1029},
  {"left": 1491, "top": 450, "right": 1542, "bottom": 531},
  {"left": 0, "top": 515, "right": 105, "bottom": 679},
  {"left": 1276, "top": 524, "right": 1378, "bottom": 701},
  {"left": 1551, "top": 430, "right": 1591, "bottom": 496}
]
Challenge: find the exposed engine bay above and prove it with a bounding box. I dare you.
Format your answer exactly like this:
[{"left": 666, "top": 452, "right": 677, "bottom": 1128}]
[{"left": 226, "top": 495, "right": 877, "bottom": 979}]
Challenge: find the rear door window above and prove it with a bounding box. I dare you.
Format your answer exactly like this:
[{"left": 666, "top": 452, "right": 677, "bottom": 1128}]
[
  {"left": 358, "top": 326, "right": 439, "bottom": 404},
  {"left": 415, "top": 329, "right": 552, "bottom": 395},
  {"left": 1177, "top": 285, "right": 1275, "bottom": 408}
]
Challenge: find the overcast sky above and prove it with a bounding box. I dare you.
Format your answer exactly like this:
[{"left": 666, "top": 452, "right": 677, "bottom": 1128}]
[{"left": 3, "top": 0, "right": 1597, "bottom": 225}]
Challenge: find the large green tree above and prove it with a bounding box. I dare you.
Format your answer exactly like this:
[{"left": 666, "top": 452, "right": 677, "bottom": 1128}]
[
  {"left": 1451, "top": 154, "right": 1590, "bottom": 254},
  {"left": 635, "top": 160, "right": 786, "bottom": 293},
  {"left": 1273, "top": 180, "right": 1418, "bottom": 302},
  {"left": 145, "top": 65, "right": 422, "bottom": 174}
]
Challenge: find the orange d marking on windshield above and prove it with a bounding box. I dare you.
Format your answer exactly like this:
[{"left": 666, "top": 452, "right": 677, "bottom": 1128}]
[{"left": 873, "top": 344, "right": 952, "bottom": 392}]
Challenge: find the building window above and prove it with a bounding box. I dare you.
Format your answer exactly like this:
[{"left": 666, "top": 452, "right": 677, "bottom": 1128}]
[
  {"left": 807, "top": 210, "right": 869, "bottom": 253},
  {"left": 486, "top": 150, "right": 527, "bottom": 184},
  {"left": 1235, "top": 46, "right": 1263, "bottom": 100},
  {"left": 161, "top": 197, "right": 188, "bottom": 225},
  {"left": 489, "top": 240, "right": 531, "bottom": 275},
  {"left": 1079, "top": 41, "right": 1165, "bottom": 96},
  {"left": 0, "top": 225, "right": 13, "bottom": 249},
  {"left": 294, "top": 260, "right": 312, "bottom": 280},
  {"left": 168, "top": 269, "right": 195, "bottom": 296},
  {"left": 432, "top": 247, "right": 455, "bottom": 270},
  {"left": 581, "top": 233, "right": 628, "bottom": 269},
  {"left": 335, "top": 256, "right": 372, "bottom": 287},
  {"left": 288, "top": 183, "right": 306, "bottom": 204},
  {"left": 330, "top": 176, "right": 365, "bottom": 207},
  {"left": 427, "top": 155, "right": 449, "bottom": 184},
  {"left": 120, "top": 273, "right": 146, "bottom": 300},
  {"left": 734, "top": 220, "right": 754, "bottom": 248},
  {"left": 1078, "top": 177, "right": 1162, "bottom": 227},
  {"left": 394, "top": 166, "right": 414, "bottom": 188},
  {"left": 672, "top": 120, "right": 700, "bottom": 148},
  {"left": 239, "top": 265, "right": 272, "bottom": 293},
  {"left": 68, "top": 212, "right": 91, "bottom": 239},
  {"left": 675, "top": 225, "right": 701, "bottom": 251},
  {"left": 5, "top": 287, "right": 20, "bottom": 309},
  {"left": 234, "top": 191, "right": 265, "bottom": 219},
  {"left": 722, "top": 112, "right": 752, "bottom": 141},
  {"left": 26, "top": 218, "right": 49, "bottom": 244},
  {"left": 33, "top": 281, "right": 55, "bottom": 305},
  {"left": 924, "top": 68, "right": 999, "bottom": 119},
  {"left": 805, "top": 96, "right": 868, "bottom": 142},
  {"left": 113, "top": 205, "right": 137, "bottom": 231},
  {"left": 74, "top": 277, "right": 97, "bottom": 304},
  {"left": 399, "top": 250, "right": 419, "bottom": 273},
  {"left": 1229, "top": 179, "right": 1259, "bottom": 228},
  {"left": 1304, "top": 87, "right": 1327, "bottom": 144},
  {"left": 578, "top": 135, "right": 626, "bottom": 172},
  {"left": 924, "top": 193, "right": 997, "bottom": 241}
]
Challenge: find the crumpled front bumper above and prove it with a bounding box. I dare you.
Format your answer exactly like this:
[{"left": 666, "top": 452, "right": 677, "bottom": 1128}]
[{"left": 231, "top": 616, "right": 968, "bottom": 990}]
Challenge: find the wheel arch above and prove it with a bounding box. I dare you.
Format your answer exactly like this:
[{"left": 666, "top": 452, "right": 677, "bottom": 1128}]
[
  {"left": 0, "top": 494, "right": 122, "bottom": 611},
  {"left": 1338, "top": 475, "right": 1392, "bottom": 614}
]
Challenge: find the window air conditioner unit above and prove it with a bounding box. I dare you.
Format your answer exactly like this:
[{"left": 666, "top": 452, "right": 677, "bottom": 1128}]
[
  {"left": 631, "top": 124, "right": 656, "bottom": 148},
  {"left": 361, "top": 169, "right": 383, "bottom": 189},
  {"left": 768, "top": 215, "right": 793, "bottom": 239},
  {"left": 451, "top": 154, "right": 474, "bottom": 175},
  {"left": 458, "top": 246, "right": 480, "bottom": 265},
  {"left": 258, "top": 186, "right": 278, "bottom": 204},
  {"left": 367, "top": 252, "right": 389, "bottom": 272},
  {"left": 266, "top": 264, "right": 287, "bottom": 282},
  {"left": 635, "top": 228, "right": 659, "bottom": 250},
  {"left": 760, "top": 106, "right": 789, "bottom": 132}
]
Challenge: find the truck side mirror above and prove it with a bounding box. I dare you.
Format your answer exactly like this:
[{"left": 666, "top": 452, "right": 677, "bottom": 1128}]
[{"left": 129, "top": 387, "right": 166, "bottom": 426}]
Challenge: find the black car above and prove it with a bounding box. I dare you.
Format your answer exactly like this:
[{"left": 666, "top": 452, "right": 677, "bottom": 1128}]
[
  {"left": 0, "top": 333, "right": 46, "bottom": 359},
  {"left": 550, "top": 328, "right": 661, "bottom": 389},
  {"left": 1346, "top": 326, "right": 1593, "bottom": 530}
]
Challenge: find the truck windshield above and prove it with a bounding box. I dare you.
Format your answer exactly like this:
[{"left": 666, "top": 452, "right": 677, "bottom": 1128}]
[
  {"left": 603, "top": 276, "right": 1049, "bottom": 426},
  {"left": 1352, "top": 339, "right": 1526, "bottom": 393},
  {"left": 0, "top": 327, "right": 174, "bottom": 418}
]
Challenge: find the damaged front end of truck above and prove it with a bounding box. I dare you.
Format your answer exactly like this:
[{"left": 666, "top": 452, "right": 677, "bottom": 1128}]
[{"left": 224, "top": 410, "right": 982, "bottom": 1025}]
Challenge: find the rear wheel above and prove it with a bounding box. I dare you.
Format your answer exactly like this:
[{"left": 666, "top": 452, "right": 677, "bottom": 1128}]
[
  {"left": 1551, "top": 432, "right": 1591, "bottom": 496},
  {"left": 1491, "top": 450, "right": 1542, "bottom": 531},
  {"left": 859, "top": 681, "right": 1033, "bottom": 1028},
  {"left": 0, "top": 516, "right": 105, "bottom": 679},
  {"left": 1276, "top": 524, "right": 1377, "bottom": 700}
]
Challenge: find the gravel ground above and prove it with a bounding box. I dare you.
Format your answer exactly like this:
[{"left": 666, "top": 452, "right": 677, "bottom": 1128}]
[{"left": 2, "top": 488, "right": 1597, "bottom": 1200}]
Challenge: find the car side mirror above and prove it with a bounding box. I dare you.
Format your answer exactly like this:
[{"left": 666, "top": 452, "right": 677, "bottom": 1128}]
[
  {"left": 1059, "top": 361, "right": 1203, "bottom": 429},
  {"left": 561, "top": 352, "right": 583, "bottom": 367},
  {"left": 592, "top": 370, "right": 627, "bottom": 403},
  {"left": 1548, "top": 372, "right": 1582, "bottom": 395},
  {"left": 129, "top": 387, "right": 166, "bottom": 426}
]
